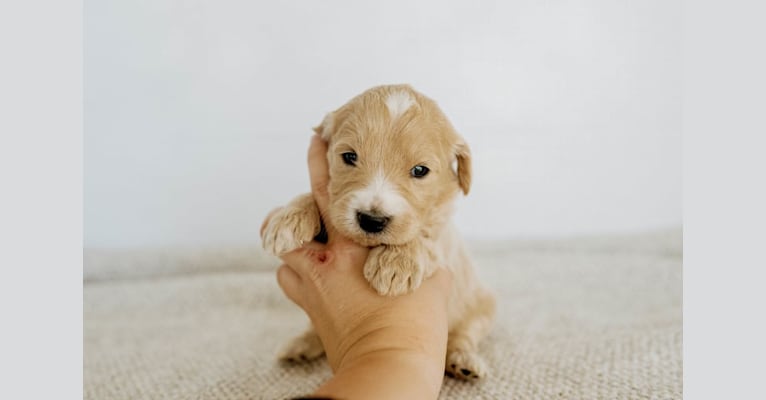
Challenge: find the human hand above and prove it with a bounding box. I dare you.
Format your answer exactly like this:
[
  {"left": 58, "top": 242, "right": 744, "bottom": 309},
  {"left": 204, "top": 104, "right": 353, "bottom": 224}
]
[{"left": 261, "top": 134, "right": 453, "bottom": 399}]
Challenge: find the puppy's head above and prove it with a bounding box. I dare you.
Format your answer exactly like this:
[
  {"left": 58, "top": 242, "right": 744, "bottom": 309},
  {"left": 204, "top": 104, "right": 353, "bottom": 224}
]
[{"left": 314, "top": 84, "right": 471, "bottom": 247}]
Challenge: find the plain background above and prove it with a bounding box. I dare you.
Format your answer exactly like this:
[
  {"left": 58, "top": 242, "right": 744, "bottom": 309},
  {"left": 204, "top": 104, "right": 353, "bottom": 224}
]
[{"left": 84, "top": 0, "right": 681, "bottom": 247}]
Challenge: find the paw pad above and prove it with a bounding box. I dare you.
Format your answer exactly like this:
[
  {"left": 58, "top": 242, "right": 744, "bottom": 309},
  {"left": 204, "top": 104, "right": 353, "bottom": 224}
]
[
  {"left": 278, "top": 332, "right": 325, "bottom": 364},
  {"left": 446, "top": 349, "right": 487, "bottom": 380}
]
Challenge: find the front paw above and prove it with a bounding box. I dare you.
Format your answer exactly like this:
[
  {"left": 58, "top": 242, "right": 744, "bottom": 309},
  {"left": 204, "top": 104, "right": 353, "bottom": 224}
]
[
  {"left": 261, "top": 207, "right": 319, "bottom": 256},
  {"left": 364, "top": 246, "right": 424, "bottom": 296}
]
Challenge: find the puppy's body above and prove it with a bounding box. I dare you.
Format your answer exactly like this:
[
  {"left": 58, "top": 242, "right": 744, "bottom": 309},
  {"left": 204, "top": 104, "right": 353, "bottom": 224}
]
[{"left": 262, "top": 84, "right": 495, "bottom": 379}]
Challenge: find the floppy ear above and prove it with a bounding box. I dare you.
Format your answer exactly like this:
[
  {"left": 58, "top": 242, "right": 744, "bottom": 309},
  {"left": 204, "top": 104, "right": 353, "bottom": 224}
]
[
  {"left": 454, "top": 140, "right": 472, "bottom": 195},
  {"left": 312, "top": 112, "right": 335, "bottom": 140}
]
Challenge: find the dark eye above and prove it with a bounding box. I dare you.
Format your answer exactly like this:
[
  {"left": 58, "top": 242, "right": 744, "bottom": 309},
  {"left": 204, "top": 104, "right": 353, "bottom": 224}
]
[
  {"left": 410, "top": 165, "right": 429, "bottom": 178},
  {"left": 342, "top": 152, "right": 357, "bottom": 166}
]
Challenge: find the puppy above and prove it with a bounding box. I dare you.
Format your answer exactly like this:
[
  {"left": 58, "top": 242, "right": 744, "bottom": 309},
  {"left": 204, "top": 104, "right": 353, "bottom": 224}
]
[{"left": 262, "top": 84, "right": 495, "bottom": 379}]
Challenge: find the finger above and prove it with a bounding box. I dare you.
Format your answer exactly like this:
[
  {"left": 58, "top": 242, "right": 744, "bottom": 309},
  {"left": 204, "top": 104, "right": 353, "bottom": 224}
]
[
  {"left": 279, "top": 242, "right": 328, "bottom": 277},
  {"left": 276, "top": 264, "right": 304, "bottom": 306},
  {"left": 308, "top": 132, "right": 364, "bottom": 250},
  {"left": 260, "top": 207, "right": 284, "bottom": 237},
  {"left": 307, "top": 135, "right": 331, "bottom": 214}
]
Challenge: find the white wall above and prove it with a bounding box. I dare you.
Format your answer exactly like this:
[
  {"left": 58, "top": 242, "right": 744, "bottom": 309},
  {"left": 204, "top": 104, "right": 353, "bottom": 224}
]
[{"left": 84, "top": 0, "right": 681, "bottom": 247}]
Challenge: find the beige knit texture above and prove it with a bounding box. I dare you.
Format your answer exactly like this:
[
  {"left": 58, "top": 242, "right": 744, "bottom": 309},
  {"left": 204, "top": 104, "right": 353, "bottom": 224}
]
[{"left": 84, "top": 229, "right": 682, "bottom": 399}]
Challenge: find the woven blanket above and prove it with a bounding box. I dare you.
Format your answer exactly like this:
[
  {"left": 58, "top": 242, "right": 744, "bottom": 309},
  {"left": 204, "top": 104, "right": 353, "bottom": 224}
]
[{"left": 84, "top": 228, "right": 682, "bottom": 399}]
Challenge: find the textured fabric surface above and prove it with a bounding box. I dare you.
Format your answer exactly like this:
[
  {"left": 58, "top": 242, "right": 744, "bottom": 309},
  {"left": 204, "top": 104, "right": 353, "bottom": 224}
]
[{"left": 84, "top": 229, "right": 682, "bottom": 399}]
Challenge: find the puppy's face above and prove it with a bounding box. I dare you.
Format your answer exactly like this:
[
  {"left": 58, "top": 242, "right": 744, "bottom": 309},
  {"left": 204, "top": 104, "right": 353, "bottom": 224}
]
[{"left": 315, "top": 85, "right": 471, "bottom": 247}]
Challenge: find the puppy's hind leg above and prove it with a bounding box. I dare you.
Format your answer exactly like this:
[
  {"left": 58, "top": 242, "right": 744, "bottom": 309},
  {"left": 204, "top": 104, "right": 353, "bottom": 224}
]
[
  {"left": 278, "top": 326, "right": 325, "bottom": 363},
  {"left": 446, "top": 290, "right": 496, "bottom": 380}
]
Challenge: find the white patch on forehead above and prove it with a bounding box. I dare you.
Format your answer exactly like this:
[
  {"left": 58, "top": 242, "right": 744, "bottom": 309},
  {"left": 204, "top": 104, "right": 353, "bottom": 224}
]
[
  {"left": 385, "top": 90, "right": 415, "bottom": 120},
  {"left": 349, "top": 170, "right": 409, "bottom": 216}
]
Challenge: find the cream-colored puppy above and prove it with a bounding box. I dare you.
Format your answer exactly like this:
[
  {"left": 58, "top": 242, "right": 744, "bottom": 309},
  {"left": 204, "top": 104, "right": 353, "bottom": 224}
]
[{"left": 262, "top": 84, "right": 495, "bottom": 379}]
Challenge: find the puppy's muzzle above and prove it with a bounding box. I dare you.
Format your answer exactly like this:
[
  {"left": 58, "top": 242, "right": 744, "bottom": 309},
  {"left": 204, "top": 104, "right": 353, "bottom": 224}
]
[{"left": 356, "top": 211, "right": 390, "bottom": 233}]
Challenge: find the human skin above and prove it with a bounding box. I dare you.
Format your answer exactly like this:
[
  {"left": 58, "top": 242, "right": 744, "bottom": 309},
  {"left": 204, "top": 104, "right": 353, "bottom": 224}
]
[{"left": 262, "top": 134, "right": 453, "bottom": 399}]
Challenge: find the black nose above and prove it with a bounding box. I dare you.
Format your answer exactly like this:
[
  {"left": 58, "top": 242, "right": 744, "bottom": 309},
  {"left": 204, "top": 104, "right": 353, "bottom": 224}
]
[{"left": 357, "top": 212, "right": 390, "bottom": 233}]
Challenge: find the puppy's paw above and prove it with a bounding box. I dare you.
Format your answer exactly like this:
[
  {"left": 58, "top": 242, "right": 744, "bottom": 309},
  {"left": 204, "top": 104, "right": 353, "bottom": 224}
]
[
  {"left": 262, "top": 206, "right": 319, "bottom": 256},
  {"left": 445, "top": 349, "right": 488, "bottom": 380},
  {"left": 364, "top": 245, "right": 424, "bottom": 297},
  {"left": 278, "top": 331, "right": 325, "bottom": 363}
]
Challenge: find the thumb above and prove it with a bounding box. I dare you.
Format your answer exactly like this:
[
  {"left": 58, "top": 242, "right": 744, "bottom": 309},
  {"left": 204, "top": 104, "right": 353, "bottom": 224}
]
[
  {"left": 307, "top": 134, "right": 362, "bottom": 249},
  {"left": 308, "top": 134, "right": 331, "bottom": 213}
]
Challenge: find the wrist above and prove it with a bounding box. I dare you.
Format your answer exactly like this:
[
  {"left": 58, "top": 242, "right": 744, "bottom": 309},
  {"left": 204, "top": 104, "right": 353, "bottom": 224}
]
[
  {"left": 328, "top": 311, "right": 447, "bottom": 372},
  {"left": 316, "top": 348, "right": 444, "bottom": 400}
]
